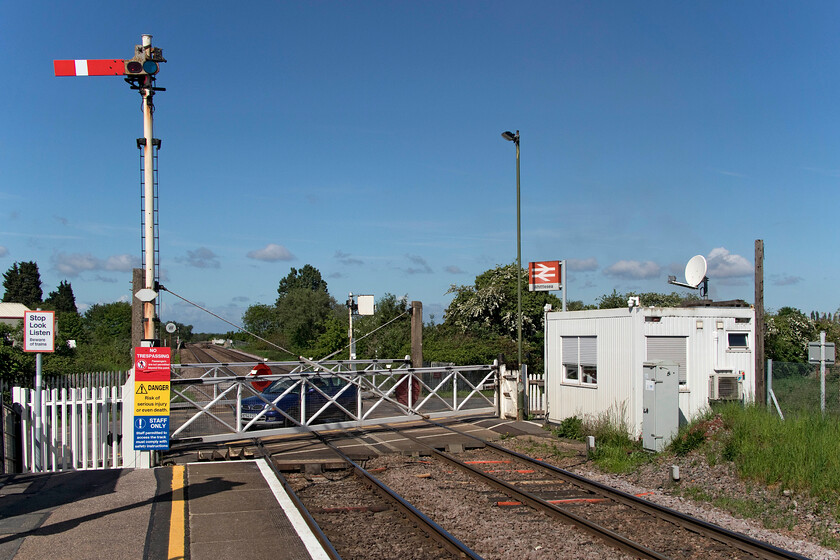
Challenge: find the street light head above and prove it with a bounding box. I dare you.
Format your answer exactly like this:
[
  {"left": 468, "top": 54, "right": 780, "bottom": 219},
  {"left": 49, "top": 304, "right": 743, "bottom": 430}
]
[{"left": 501, "top": 131, "right": 518, "bottom": 142}]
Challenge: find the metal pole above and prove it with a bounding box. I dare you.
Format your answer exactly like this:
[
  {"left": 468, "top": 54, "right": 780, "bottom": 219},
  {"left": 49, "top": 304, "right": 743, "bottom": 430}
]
[
  {"left": 141, "top": 34, "right": 156, "bottom": 342},
  {"left": 34, "top": 351, "right": 42, "bottom": 472},
  {"left": 515, "top": 132, "right": 521, "bottom": 369},
  {"left": 820, "top": 330, "right": 826, "bottom": 415},
  {"left": 561, "top": 259, "right": 567, "bottom": 312},
  {"left": 348, "top": 293, "right": 356, "bottom": 360}
]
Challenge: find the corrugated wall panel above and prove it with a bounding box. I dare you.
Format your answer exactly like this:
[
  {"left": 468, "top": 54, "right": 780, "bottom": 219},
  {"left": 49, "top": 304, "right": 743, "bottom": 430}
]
[{"left": 546, "top": 308, "right": 755, "bottom": 436}]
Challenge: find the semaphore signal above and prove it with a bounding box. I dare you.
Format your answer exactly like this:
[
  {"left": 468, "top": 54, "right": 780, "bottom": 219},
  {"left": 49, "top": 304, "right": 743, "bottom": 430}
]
[{"left": 54, "top": 35, "right": 166, "bottom": 346}]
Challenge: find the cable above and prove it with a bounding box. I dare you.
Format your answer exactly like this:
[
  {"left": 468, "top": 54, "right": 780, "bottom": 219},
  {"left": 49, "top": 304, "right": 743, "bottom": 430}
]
[
  {"left": 159, "top": 285, "right": 298, "bottom": 359},
  {"left": 159, "top": 285, "right": 410, "bottom": 374},
  {"left": 318, "top": 309, "right": 410, "bottom": 361}
]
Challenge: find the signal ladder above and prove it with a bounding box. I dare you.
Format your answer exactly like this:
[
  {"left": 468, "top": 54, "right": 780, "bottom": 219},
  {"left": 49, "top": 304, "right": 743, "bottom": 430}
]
[{"left": 138, "top": 137, "right": 161, "bottom": 327}]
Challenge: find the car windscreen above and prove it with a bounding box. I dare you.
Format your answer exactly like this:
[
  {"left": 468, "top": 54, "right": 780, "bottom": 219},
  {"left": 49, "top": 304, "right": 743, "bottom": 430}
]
[{"left": 263, "top": 378, "right": 300, "bottom": 394}]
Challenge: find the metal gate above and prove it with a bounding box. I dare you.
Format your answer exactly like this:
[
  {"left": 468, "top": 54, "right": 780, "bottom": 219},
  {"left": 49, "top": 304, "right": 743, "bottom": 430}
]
[{"left": 169, "top": 359, "right": 499, "bottom": 444}]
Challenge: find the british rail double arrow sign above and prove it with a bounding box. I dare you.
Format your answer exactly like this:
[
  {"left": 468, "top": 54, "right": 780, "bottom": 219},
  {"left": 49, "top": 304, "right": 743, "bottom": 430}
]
[{"left": 528, "top": 261, "right": 562, "bottom": 292}]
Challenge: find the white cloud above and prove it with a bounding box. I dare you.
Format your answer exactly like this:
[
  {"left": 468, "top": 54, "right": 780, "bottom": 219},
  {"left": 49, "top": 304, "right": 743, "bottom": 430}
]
[
  {"left": 604, "top": 260, "right": 661, "bottom": 279},
  {"left": 567, "top": 258, "right": 598, "bottom": 272},
  {"left": 706, "top": 248, "right": 752, "bottom": 278},
  {"left": 247, "top": 243, "right": 295, "bottom": 262},
  {"left": 53, "top": 252, "right": 140, "bottom": 277},
  {"left": 445, "top": 265, "right": 464, "bottom": 274},
  {"left": 0, "top": 246, "right": 7, "bottom": 257},
  {"left": 772, "top": 274, "right": 803, "bottom": 286},
  {"left": 105, "top": 254, "right": 140, "bottom": 272},
  {"left": 181, "top": 247, "right": 220, "bottom": 269}
]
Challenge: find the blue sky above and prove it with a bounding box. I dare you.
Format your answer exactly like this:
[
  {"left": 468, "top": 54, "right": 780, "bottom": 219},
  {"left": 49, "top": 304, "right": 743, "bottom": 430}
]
[{"left": 2, "top": 2, "right": 838, "bottom": 332}]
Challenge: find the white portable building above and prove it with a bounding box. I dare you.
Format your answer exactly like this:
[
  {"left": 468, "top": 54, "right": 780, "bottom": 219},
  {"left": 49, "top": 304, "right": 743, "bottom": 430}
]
[{"left": 544, "top": 304, "right": 755, "bottom": 437}]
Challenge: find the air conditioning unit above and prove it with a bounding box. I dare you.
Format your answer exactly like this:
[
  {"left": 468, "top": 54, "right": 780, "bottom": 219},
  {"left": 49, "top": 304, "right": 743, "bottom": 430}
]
[{"left": 709, "top": 372, "right": 741, "bottom": 400}]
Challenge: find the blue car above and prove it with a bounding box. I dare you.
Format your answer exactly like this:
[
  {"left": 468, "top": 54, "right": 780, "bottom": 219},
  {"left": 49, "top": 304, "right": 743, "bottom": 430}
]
[{"left": 240, "top": 376, "right": 356, "bottom": 427}]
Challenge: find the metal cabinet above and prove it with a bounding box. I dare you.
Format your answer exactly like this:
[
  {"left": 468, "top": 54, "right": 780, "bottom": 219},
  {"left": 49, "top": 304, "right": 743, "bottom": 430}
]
[{"left": 642, "top": 362, "right": 679, "bottom": 452}]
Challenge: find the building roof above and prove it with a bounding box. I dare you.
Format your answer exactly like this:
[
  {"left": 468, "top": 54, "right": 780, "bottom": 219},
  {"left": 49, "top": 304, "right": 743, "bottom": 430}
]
[{"left": 0, "top": 302, "right": 30, "bottom": 319}]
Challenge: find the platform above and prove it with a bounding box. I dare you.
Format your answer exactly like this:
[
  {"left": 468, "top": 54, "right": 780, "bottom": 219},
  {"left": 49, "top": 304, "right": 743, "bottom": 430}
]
[
  {"left": 0, "top": 416, "right": 545, "bottom": 559},
  {"left": 0, "top": 461, "right": 329, "bottom": 560}
]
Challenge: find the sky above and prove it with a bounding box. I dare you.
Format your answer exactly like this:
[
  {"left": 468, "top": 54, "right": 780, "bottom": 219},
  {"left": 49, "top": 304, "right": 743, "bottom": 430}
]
[{"left": 2, "top": 2, "right": 838, "bottom": 332}]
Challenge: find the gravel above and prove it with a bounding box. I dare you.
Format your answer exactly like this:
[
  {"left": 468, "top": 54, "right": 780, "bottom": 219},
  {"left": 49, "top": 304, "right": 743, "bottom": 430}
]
[{"left": 499, "top": 432, "right": 840, "bottom": 560}]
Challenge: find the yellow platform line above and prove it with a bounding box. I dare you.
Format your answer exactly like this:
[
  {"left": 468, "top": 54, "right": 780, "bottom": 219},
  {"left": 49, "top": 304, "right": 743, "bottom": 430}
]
[{"left": 168, "top": 465, "right": 186, "bottom": 560}]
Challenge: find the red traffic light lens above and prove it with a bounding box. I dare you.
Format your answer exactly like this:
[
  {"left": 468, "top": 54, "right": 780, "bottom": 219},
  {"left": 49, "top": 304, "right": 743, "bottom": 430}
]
[{"left": 126, "top": 60, "right": 143, "bottom": 74}]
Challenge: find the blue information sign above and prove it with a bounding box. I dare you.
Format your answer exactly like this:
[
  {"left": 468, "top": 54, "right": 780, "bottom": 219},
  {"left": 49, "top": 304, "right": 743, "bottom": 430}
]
[{"left": 134, "top": 416, "right": 170, "bottom": 450}]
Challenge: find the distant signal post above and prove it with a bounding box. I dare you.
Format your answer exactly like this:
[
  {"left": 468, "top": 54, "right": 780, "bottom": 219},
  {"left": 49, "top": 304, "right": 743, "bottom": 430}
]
[{"left": 54, "top": 35, "right": 166, "bottom": 345}]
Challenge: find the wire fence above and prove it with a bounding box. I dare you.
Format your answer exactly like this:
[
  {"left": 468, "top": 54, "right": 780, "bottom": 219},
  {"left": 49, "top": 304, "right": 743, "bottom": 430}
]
[{"left": 770, "top": 360, "right": 840, "bottom": 417}]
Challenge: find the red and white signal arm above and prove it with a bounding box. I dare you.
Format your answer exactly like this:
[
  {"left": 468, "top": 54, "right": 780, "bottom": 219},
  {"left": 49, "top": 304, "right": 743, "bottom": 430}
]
[
  {"left": 54, "top": 59, "right": 125, "bottom": 76},
  {"left": 529, "top": 261, "right": 562, "bottom": 292},
  {"left": 23, "top": 311, "right": 55, "bottom": 353}
]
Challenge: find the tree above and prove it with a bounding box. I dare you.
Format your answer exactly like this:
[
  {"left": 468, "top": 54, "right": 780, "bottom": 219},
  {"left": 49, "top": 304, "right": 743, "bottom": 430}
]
[
  {"left": 0, "top": 322, "right": 35, "bottom": 387},
  {"left": 444, "top": 264, "right": 562, "bottom": 341},
  {"left": 765, "top": 307, "right": 817, "bottom": 363},
  {"left": 2, "top": 261, "right": 43, "bottom": 308},
  {"left": 276, "top": 288, "right": 336, "bottom": 350},
  {"left": 597, "top": 289, "right": 697, "bottom": 309},
  {"left": 83, "top": 302, "right": 132, "bottom": 342},
  {"left": 241, "top": 304, "right": 281, "bottom": 338},
  {"left": 45, "top": 280, "right": 77, "bottom": 314},
  {"left": 355, "top": 294, "right": 411, "bottom": 359},
  {"left": 277, "top": 265, "right": 328, "bottom": 303},
  {"left": 443, "top": 263, "right": 562, "bottom": 368},
  {"left": 271, "top": 265, "right": 342, "bottom": 354}
]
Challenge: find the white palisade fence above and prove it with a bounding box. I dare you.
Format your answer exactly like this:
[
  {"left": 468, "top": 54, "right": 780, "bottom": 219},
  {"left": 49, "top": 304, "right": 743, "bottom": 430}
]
[{"left": 13, "top": 385, "right": 124, "bottom": 472}]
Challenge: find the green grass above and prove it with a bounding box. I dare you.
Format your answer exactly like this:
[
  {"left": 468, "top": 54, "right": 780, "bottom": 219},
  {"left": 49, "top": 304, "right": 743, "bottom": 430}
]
[
  {"left": 773, "top": 373, "right": 840, "bottom": 416},
  {"left": 718, "top": 403, "right": 840, "bottom": 500},
  {"left": 582, "top": 403, "right": 652, "bottom": 473}
]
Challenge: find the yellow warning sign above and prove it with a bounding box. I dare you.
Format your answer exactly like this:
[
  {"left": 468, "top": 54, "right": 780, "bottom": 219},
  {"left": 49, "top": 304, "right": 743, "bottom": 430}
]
[{"left": 134, "top": 381, "right": 171, "bottom": 416}]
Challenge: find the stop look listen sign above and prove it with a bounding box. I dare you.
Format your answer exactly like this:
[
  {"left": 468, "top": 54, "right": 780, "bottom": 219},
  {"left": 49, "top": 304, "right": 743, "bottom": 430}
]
[{"left": 23, "top": 310, "right": 55, "bottom": 353}]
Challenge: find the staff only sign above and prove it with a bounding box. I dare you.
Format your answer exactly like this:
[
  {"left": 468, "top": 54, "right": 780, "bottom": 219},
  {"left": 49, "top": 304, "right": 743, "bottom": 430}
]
[{"left": 134, "top": 347, "right": 171, "bottom": 450}]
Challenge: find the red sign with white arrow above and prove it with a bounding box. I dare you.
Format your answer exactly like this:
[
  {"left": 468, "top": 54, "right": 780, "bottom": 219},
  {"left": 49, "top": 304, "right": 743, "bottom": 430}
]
[{"left": 529, "top": 261, "right": 562, "bottom": 291}]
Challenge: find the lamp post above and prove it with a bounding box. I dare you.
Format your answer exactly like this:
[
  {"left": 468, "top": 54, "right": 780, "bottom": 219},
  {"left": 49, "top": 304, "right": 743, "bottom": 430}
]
[{"left": 501, "top": 130, "right": 522, "bottom": 369}]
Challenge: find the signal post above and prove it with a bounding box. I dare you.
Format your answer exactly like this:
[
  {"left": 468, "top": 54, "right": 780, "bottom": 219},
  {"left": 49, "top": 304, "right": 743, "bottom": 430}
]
[{"left": 55, "top": 34, "right": 167, "bottom": 345}]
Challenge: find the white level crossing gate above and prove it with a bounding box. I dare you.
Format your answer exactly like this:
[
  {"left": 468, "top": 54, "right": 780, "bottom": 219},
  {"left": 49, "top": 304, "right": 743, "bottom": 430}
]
[
  {"left": 11, "top": 359, "right": 501, "bottom": 471},
  {"left": 169, "top": 359, "right": 500, "bottom": 444}
]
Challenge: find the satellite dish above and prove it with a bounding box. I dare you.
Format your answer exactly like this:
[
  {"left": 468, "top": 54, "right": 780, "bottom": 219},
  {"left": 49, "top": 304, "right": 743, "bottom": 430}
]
[
  {"left": 685, "top": 255, "right": 708, "bottom": 288},
  {"left": 165, "top": 322, "right": 177, "bottom": 334}
]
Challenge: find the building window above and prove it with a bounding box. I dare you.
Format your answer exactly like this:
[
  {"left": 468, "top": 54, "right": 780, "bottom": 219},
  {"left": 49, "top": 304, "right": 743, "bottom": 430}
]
[
  {"left": 727, "top": 332, "right": 749, "bottom": 350},
  {"left": 562, "top": 336, "right": 597, "bottom": 386},
  {"left": 646, "top": 336, "right": 687, "bottom": 385}
]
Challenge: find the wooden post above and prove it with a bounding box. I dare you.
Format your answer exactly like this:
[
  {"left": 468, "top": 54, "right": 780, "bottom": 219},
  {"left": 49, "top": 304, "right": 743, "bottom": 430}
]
[
  {"left": 754, "top": 240, "right": 766, "bottom": 405},
  {"left": 131, "top": 268, "right": 144, "bottom": 351},
  {"left": 410, "top": 301, "right": 423, "bottom": 368}
]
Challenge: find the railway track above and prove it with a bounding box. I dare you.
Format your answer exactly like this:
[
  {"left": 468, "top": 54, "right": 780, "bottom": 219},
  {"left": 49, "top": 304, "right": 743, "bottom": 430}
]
[
  {"left": 167, "top": 349, "right": 816, "bottom": 558},
  {"left": 254, "top": 421, "right": 810, "bottom": 560}
]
